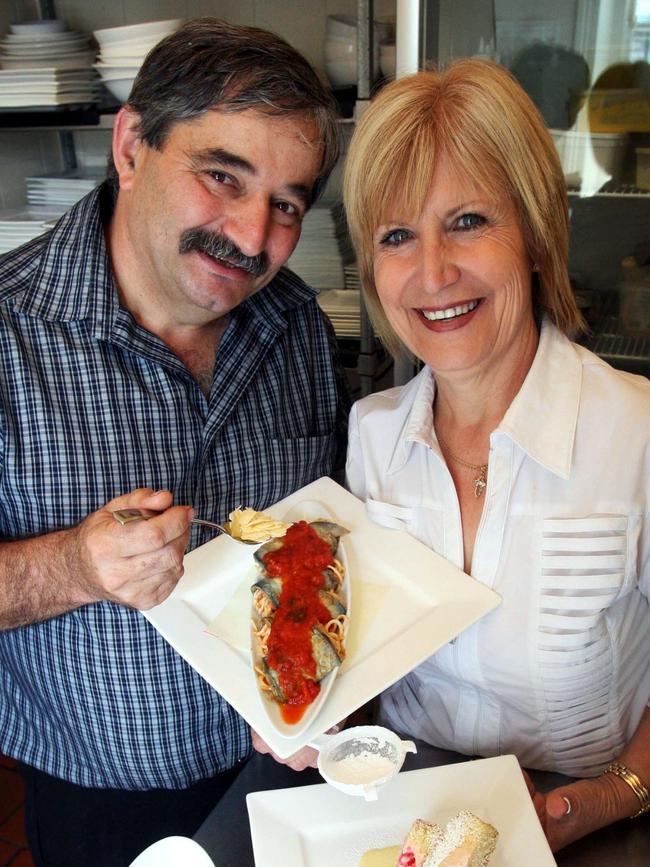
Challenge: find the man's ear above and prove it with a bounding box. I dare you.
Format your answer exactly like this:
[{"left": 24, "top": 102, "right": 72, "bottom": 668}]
[{"left": 112, "top": 106, "right": 144, "bottom": 191}]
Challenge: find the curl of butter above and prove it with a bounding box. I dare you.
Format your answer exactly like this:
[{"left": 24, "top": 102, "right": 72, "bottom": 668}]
[{"left": 228, "top": 507, "right": 290, "bottom": 542}]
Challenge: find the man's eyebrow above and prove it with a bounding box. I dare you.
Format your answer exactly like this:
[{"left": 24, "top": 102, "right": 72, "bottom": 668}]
[
  {"left": 285, "top": 183, "right": 311, "bottom": 208},
  {"left": 193, "top": 147, "right": 255, "bottom": 174},
  {"left": 192, "top": 147, "right": 312, "bottom": 207}
]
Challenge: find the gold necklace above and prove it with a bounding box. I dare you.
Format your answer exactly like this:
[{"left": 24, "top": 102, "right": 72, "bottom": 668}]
[{"left": 436, "top": 433, "right": 488, "bottom": 498}]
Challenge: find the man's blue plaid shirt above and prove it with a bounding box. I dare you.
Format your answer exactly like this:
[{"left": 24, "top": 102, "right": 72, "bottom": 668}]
[{"left": 0, "top": 184, "right": 349, "bottom": 789}]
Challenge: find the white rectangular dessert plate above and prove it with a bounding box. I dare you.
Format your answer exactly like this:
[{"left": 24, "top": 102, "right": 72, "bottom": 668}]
[{"left": 247, "top": 755, "right": 557, "bottom": 867}]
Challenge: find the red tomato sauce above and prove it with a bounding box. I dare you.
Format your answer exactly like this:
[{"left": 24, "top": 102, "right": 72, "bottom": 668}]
[{"left": 264, "top": 522, "right": 335, "bottom": 723}]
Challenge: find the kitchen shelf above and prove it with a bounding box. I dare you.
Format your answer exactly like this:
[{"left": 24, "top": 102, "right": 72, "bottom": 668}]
[
  {"left": 0, "top": 108, "right": 355, "bottom": 133},
  {"left": 568, "top": 184, "right": 650, "bottom": 199},
  {"left": 0, "top": 105, "right": 116, "bottom": 131},
  {"left": 583, "top": 313, "right": 650, "bottom": 376}
]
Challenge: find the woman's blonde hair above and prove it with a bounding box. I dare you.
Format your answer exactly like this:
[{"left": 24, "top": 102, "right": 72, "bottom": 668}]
[{"left": 343, "top": 59, "right": 585, "bottom": 356}]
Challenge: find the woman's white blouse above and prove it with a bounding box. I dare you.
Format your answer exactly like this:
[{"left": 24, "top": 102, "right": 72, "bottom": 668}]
[{"left": 346, "top": 320, "right": 650, "bottom": 776}]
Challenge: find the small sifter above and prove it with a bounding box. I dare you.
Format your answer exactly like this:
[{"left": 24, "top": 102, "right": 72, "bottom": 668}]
[{"left": 310, "top": 725, "right": 417, "bottom": 801}]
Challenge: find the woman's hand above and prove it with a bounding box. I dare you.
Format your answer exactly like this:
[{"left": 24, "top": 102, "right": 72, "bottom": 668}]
[
  {"left": 523, "top": 769, "right": 639, "bottom": 852},
  {"left": 251, "top": 729, "right": 320, "bottom": 771},
  {"left": 251, "top": 720, "right": 347, "bottom": 772}
]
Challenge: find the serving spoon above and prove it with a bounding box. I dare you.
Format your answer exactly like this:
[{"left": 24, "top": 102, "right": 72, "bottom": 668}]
[{"left": 112, "top": 508, "right": 270, "bottom": 545}]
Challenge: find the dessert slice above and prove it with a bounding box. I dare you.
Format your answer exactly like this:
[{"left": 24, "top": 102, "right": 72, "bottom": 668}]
[
  {"left": 396, "top": 819, "right": 444, "bottom": 867},
  {"left": 423, "top": 811, "right": 498, "bottom": 867}
]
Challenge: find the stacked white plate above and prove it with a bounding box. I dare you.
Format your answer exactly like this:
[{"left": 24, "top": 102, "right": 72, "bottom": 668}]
[
  {"left": 344, "top": 263, "right": 361, "bottom": 290},
  {"left": 317, "top": 289, "right": 361, "bottom": 338},
  {"left": 26, "top": 168, "right": 105, "bottom": 208},
  {"left": 287, "top": 205, "right": 346, "bottom": 289},
  {"left": 93, "top": 19, "right": 182, "bottom": 104},
  {"left": 0, "top": 68, "right": 98, "bottom": 108},
  {"left": 0, "top": 20, "right": 96, "bottom": 71},
  {"left": 0, "top": 207, "right": 62, "bottom": 255}
]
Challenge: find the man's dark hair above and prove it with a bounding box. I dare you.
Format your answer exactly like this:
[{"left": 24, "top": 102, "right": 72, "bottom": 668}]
[{"left": 106, "top": 17, "right": 341, "bottom": 204}]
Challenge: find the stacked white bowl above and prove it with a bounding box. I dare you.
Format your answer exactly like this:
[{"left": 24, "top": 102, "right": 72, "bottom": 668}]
[
  {"left": 324, "top": 15, "right": 393, "bottom": 89},
  {"left": 379, "top": 43, "right": 396, "bottom": 80},
  {"left": 93, "top": 19, "right": 182, "bottom": 103}
]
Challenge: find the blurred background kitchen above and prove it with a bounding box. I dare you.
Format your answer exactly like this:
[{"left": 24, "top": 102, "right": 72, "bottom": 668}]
[{"left": 0, "top": 0, "right": 649, "bottom": 396}]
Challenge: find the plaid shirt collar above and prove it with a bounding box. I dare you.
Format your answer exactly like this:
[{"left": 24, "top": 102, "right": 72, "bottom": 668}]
[{"left": 9, "top": 182, "right": 318, "bottom": 341}]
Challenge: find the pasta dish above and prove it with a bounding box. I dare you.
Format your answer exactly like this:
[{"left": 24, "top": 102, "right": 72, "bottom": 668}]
[{"left": 251, "top": 519, "right": 349, "bottom": 725}]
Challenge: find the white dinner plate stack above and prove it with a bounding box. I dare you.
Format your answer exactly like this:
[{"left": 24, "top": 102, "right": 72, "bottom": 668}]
[
  {"left": 0, "top": 20, "right": 97, "bottom": 107},
  {"left": 0, "top": 207, "right": 61, "bottom": 254},
  {"left": 93, "top": 19, "right": 182, "bottom": 104},
  {"left": 26, "top": 168, "right": 105, "bottom": 208},
  {"left": 0, "top": 20, "right": 95, "bottom": 71},
  {"left": 317, "top": 289, "right": 361, "bottom": 338},
  {"left": 287, "top": 205, "right": 346, "bottom": 289},
  {"left": 344, "top": 263, "right": 361, "bottom": 290}
]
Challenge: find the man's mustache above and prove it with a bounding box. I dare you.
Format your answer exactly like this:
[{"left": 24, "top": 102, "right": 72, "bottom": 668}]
[{"left": 179, "top": 228, "right": 268, "bottom": 278}]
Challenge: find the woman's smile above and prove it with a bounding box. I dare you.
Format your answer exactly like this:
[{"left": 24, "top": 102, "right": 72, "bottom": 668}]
[{"left": 419, "top": 298, "right": 481, "bottom": 323}]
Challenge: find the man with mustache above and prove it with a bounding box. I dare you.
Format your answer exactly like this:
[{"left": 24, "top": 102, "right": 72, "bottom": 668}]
[{"left": 0, "top": 18, "right": 349, "bottom": 866}]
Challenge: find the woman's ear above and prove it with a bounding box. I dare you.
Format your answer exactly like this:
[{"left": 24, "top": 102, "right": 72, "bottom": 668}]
[{"left": 111, "top": 107, "right": 143, "bottom": 191}]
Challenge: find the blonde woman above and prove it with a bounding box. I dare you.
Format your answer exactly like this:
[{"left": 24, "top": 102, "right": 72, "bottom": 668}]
[{"left": 344, "top": 60, "right": 650, "bottom": 852}]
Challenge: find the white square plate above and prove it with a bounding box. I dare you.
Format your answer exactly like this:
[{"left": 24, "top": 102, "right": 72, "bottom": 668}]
[
  {"left": 246, "top": 755, "right": 557, "bottom": 867},
  {"left": 143, "top": 478, "right": 501, "bottom": 758}
]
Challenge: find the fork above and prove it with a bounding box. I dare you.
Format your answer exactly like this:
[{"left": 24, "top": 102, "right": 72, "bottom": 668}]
[{"left": 112, "top": 508, "right": 270, "bottom": 545}]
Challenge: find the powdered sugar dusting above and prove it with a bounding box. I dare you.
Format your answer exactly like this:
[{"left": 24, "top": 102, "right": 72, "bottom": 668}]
[{"left": 326, "top": 750, "right": 399, "bottom": 785}]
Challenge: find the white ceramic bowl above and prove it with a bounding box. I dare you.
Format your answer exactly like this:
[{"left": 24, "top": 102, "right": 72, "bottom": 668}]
[
  {"left": 10, "top": 19, "right": 66, "bottom": 35},
  {"left": 95, "top": 64, "right": 141, "bottom": 80},
  {"left": 102, "top": 77, "right": 136, "bottom": 102},
  {"left": 324, "top": 39, "right": 379, "bottom": 73},
  {"left": 325, "top": 60, "right": 357, "bottom": 88},
  {"left": 326, "top": 15, "right": 393, "bottom": 44},
  {"left": 98, "top": 39, "right": 162, "bottom": 55},
  {"left": 324, "top": 39, "right": 356, "bottom": 61},
  {"left": 376, "top": 21, "right": 394, "bottom": 42},
  {"left": 379, "top": 43, "right": 396, "bottom": 79},
  {"left": 93, "top": 19, "right": 182, "bottom": 46},
  {"left": 326, "top": 15, "right": 357, "bottom": 40},
  {"left": 98, "top": 53, "right": 147, "bottom": 65}
]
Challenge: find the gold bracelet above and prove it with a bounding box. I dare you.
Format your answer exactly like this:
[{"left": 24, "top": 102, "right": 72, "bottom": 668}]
[{"left": 603, "top": 762, "right": 650, "bottom": 818}]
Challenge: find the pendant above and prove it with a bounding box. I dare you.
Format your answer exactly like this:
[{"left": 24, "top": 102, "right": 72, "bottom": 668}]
[{"left": 472, "top": 468, "right": 487, "bottom": 498}]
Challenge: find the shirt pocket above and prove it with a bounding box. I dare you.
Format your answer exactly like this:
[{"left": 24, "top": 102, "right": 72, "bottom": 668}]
[
  {"left": 365, "top": 497, "right": 444, "bottom": 551},
  {"left": 540, "top": 514, "right": 639, "bottom": 613}
]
